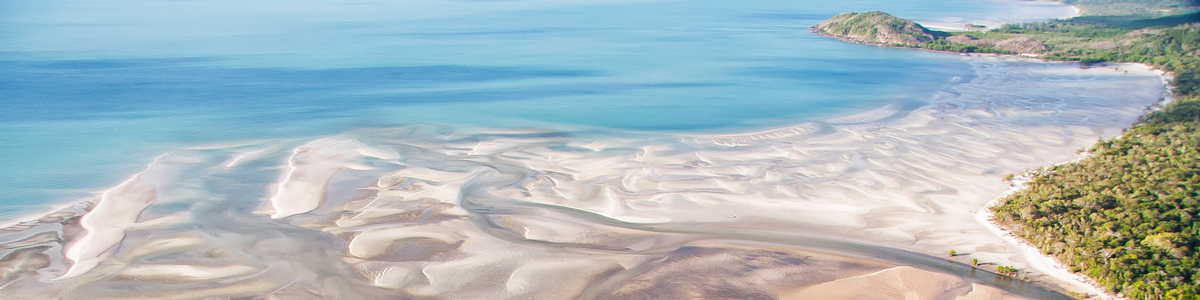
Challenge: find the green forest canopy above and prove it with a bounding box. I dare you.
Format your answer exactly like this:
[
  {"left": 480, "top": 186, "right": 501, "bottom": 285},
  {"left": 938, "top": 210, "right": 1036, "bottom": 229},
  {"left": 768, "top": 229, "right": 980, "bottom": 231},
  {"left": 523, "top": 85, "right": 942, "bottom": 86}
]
[{"left": 989, "top": 1, "right": 1200, "bottom": 299}]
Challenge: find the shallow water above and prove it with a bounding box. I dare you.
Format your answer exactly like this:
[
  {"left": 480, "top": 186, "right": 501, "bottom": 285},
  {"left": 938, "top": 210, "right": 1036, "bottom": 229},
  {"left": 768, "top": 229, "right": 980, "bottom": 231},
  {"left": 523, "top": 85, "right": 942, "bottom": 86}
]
[
  {"left": 2, "top": 0, "right": 1075, "bottom": 220},
  {"left": 0, "top": 0, "right": 1153, "bottom": 298}
]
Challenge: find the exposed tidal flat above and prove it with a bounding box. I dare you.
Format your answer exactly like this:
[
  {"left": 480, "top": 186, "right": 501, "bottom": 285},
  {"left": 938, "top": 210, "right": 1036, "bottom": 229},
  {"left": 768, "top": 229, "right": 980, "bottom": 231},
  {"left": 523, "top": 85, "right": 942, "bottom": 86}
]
[
  {"left": 0, "top": 0, "right": 1171, "bottom": 298},
  {"left": 0, "top": 55, "right": 1166, "bottom": 298}
]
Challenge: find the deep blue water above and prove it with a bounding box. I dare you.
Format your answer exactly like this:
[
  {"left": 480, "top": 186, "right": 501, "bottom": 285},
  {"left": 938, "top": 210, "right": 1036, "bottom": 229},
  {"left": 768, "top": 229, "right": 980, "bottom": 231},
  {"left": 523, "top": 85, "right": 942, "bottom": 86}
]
[{"left": 0, "top": 0, "right": 1072, "bottom": 220}]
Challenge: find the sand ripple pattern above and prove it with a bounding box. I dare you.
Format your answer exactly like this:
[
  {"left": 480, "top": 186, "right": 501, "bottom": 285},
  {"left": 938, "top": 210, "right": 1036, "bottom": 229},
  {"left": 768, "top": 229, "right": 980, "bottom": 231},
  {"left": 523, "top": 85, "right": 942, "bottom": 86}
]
[{"left": 0, "top": 57, "right": 1165, "bottom": 299}]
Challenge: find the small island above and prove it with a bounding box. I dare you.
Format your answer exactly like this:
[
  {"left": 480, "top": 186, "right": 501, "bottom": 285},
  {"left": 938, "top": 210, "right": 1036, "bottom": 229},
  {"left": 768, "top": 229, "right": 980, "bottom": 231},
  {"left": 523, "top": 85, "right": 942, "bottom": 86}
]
[{"left": 809, "top": 11, "right": 938, "bottom": 47}]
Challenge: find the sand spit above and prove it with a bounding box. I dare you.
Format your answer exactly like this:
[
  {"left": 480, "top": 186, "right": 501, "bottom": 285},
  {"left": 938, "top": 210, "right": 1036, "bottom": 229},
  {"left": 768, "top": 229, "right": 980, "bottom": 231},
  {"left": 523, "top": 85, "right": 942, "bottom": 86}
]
[{"left": 0, "top": 57, "right": 1164, "bottom": 299}]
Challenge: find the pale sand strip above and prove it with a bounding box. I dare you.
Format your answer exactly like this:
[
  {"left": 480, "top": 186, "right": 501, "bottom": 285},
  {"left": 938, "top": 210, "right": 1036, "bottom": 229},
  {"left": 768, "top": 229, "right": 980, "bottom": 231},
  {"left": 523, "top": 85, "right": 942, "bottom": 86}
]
[
  {"left": 116, "top": 264, "right": 261, "bottom": 282},
  {"left": 824, "top": 102, "right": 905, "bottom": 124},
  {"left": 55, "top": 155, "right": 167, "bottom": 280}
]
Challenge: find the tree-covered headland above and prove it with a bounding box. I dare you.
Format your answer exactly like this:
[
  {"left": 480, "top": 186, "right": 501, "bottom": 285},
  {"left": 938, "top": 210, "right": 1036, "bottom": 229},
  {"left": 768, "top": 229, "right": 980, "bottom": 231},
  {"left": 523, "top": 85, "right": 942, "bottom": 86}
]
[
  {"left": 818, "top": 0, "right": 1200, "bottom": 298},
  {"left": 993, "top": 15, "right": 1200, "bottom": 300}
]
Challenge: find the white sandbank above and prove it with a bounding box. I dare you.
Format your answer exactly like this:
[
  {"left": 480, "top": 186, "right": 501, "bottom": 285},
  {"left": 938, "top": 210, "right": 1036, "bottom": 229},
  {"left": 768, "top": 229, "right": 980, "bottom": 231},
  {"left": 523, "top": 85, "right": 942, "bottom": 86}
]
[
  {"left": 56, "top": 155, "right": 170, "bottom": 280},
  {"left": 117, "top": 264, "right": 260, "bottom": 282}
]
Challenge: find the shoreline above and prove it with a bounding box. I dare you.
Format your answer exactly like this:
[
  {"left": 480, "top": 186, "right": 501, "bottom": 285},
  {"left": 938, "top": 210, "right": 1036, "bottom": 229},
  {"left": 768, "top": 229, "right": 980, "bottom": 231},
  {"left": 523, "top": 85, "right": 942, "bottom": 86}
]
[
  {"left": 816, "top": 19, "right": 1169, "bottom": 295},
  {"left": 975, "top": 153, "right": 1122, "bottom": 300},
  {"left": 812, "top": 11, "right": 1166, "bottom": 296},
  {"left": 970, "top": 63, "right": 1171, "bottom": 300},
  {"left": 809, "top": 8, "right": 1170, "bottom": 297}
]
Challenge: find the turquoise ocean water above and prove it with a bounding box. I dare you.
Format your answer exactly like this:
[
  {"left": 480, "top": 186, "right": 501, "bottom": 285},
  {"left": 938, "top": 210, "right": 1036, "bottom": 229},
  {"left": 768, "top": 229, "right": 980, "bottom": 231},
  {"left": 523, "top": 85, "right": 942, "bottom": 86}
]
[{"left": 0, "top": 0, "right": 1072, "bottom": 221}]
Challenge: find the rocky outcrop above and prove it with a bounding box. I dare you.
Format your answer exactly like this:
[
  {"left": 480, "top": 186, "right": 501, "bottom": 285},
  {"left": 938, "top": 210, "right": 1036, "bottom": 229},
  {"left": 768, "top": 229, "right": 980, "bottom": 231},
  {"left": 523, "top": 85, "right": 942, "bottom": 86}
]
[{"left": 810, "top": 11, "right": 936, "bottom": 47}]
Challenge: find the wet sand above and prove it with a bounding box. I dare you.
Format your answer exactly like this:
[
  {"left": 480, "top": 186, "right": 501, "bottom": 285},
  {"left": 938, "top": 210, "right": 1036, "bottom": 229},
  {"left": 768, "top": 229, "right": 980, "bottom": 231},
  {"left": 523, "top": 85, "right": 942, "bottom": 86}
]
[{"left": 0, "top": 56, "right": 1164, "bottom": 299}]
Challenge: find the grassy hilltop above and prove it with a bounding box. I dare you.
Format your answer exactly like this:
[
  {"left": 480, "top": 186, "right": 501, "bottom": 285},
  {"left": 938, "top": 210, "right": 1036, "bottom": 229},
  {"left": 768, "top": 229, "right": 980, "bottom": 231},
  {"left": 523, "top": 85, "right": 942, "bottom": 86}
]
[
  {"left": 810, "top": 11, "right": 937, "bottom": 46},
  {"left": 817, "top": 1, "right": 1199, "bottom": 298}
]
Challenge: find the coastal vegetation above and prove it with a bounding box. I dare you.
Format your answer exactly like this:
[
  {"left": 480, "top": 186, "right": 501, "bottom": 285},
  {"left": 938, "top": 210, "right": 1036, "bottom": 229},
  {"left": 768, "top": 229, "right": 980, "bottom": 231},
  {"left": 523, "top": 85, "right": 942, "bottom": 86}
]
[
  {"left": 817, "top": 1, "right": 1200, "bottom": 298},
  {"left": 994, "top": 94, "right": 1199, "bottom": 299},
  {"left": 992, "top": 4, "right": 1199, "bottom": 300},
  {"left": 991, "top": 3, "right": 1200, "bottom": 299}
]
